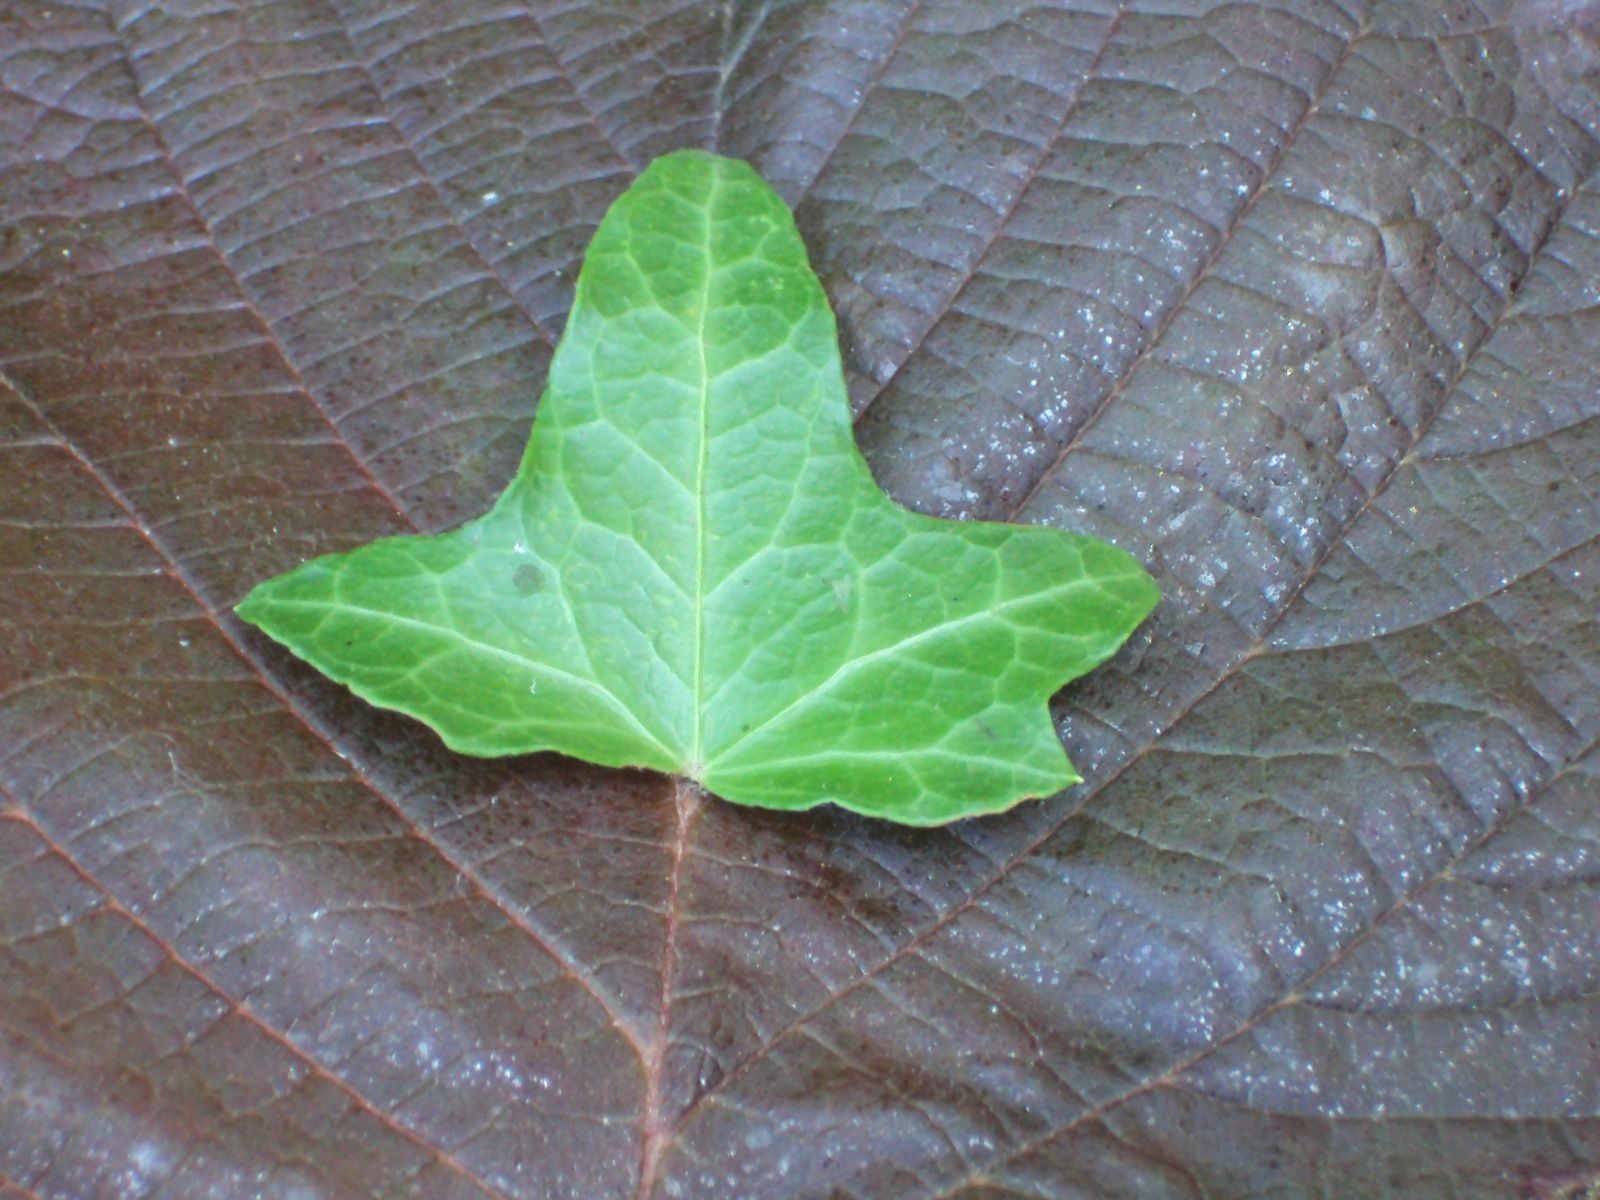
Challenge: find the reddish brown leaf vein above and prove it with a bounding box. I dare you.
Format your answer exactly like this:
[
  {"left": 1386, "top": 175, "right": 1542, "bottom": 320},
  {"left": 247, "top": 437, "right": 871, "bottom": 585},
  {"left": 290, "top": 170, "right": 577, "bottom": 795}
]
[{"left": 0, "top": 788, "right": 514, "bottom": 1200}]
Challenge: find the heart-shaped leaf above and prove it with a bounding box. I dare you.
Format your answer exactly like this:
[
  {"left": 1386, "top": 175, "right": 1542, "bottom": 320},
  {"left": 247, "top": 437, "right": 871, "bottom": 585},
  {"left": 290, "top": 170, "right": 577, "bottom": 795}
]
[{"left": 237, "top": 151, "right": 1158, "bottom": 824}]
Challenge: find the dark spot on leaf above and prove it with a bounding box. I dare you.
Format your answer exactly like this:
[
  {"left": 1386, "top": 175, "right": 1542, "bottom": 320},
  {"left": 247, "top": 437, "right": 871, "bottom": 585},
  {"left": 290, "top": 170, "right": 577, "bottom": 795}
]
[{"left": 512, "top": 564, "right": 544, "bottom": 594}]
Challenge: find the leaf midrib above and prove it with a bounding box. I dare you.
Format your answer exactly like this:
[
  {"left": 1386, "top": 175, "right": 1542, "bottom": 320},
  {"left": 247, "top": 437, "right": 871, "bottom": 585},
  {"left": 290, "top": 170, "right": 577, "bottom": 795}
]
[{"left": 689, "top": 171, "right": 718, "bottom": 772}]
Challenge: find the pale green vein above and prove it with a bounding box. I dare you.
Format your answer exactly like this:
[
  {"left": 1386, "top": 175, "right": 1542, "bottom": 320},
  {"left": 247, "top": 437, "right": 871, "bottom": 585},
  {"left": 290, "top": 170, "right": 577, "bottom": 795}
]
[
  {"left": 690, "top": 171, "right": 719, "bottom": 769},
  {"left": 714, "top": 746, "right": 1070, "bottom": 776},
  {"left": 707, "top": 579, "right": 1100, "bottom": 765},
  {"left": 262, "top": 597, "right": 673, "bottom": 758}
]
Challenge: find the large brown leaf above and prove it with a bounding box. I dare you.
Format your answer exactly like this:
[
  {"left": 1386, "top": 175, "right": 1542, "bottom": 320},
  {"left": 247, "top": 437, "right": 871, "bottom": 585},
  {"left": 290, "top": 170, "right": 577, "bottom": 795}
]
[{"left": 3, "top": 2, "right": 1598, "bottom": 1197}]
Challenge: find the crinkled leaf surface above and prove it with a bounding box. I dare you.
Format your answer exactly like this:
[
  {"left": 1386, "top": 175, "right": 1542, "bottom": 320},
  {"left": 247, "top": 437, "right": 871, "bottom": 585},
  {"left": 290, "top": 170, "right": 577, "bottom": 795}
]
[
  {"left": 3, "top": 2, "right": 1599, "bottom": 1198},
  {"left": 236, "top": 150, "right": 1159, "bottom": 824}
]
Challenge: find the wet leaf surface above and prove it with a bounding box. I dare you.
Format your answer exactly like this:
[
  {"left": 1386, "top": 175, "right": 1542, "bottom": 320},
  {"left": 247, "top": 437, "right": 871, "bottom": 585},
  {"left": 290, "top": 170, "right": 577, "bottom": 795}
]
[{"left": 3, "top": 2, "right": 1598, "bottom": 1197}]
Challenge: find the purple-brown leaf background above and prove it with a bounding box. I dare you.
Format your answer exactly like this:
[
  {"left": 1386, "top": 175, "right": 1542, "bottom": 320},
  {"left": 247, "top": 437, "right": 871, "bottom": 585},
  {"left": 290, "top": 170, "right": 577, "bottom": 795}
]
[{"left": 3, "top": 1, "right": 1599, "bottom": 1197}]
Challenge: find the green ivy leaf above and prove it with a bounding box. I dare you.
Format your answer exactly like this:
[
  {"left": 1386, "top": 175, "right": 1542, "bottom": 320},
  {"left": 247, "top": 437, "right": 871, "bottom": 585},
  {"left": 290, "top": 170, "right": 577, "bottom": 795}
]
[{"left": 236, "top": 150, "right": 1158, "bottom": 824}]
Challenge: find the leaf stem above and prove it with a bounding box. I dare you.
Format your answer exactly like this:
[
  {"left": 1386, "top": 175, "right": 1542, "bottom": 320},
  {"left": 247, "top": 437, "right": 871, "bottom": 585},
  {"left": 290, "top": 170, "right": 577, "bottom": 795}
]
[{"left": 635, "top": 776, "right": 703, "bottom": 1198}]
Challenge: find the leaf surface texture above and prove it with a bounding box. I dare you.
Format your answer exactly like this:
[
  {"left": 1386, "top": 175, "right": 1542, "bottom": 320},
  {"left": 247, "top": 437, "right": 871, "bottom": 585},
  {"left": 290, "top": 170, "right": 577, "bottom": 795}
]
[
  {"left": 2, "top": 2, "right": 1598, "bottom": 1198},
  {"left": 237, "top": 150, "right": 1158, "bottom": 823}
]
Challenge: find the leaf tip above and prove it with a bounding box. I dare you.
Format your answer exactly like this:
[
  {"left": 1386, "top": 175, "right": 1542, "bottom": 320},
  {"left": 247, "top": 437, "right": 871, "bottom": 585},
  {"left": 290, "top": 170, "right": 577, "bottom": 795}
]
[{"left": 233, "top": 587, "right": 264, "bottom": 627}]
